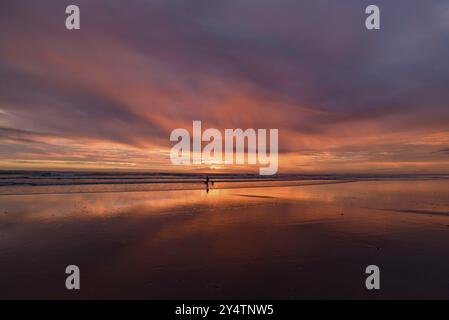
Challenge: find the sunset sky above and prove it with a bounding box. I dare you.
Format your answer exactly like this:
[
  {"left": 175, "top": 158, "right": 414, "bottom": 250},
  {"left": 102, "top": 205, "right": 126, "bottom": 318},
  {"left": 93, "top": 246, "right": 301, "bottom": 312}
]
[{"left": 1, "top": 0, "right": 449, "bottom": 173}]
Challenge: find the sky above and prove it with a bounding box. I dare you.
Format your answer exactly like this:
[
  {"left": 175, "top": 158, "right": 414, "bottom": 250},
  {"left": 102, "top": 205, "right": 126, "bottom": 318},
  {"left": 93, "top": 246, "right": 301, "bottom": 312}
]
[{"left": 1, "top": 0, "right": 449, "bottom": 174}]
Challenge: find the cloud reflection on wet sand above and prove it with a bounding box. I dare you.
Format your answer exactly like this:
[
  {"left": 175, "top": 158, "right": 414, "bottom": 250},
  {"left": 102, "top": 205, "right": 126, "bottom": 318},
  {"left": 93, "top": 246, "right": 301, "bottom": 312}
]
[{"left": 1, "top": 179, "right": 449, "bottom": 298}]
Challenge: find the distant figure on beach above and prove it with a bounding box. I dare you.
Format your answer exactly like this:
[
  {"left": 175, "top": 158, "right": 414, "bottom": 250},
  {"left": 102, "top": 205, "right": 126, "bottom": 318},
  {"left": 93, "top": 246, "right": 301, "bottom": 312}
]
[
  {"left": 205, "top": 176, "right": 213, "bottom": 193},
  {"left": 205, "top": 176, "right": 210, "bottom": 193}
]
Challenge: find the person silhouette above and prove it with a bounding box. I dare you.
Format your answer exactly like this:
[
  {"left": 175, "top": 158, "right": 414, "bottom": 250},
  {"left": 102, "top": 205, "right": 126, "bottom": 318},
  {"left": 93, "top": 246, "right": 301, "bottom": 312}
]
[{"left": 204, "top": 176, "right": 210, "bottom": 193}]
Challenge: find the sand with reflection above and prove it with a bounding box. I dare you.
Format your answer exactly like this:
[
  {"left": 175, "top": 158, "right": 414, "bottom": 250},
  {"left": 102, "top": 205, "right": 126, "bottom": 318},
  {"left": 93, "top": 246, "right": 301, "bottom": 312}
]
[{"left": 1, "top": 179, "right": 449, "bottom": 299}]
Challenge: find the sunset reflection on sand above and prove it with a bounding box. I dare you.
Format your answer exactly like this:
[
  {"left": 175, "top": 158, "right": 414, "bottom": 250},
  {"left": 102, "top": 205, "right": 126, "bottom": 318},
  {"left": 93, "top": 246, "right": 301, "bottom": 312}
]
[{"left": 1, "top": 179, "right": 449, "bottom": 299}]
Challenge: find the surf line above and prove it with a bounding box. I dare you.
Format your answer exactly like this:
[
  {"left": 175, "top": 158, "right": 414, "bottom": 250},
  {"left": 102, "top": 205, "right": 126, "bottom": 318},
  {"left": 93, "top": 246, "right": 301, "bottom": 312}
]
[{"left": 169, "top": 120, "right": 278, "bottom": 175}]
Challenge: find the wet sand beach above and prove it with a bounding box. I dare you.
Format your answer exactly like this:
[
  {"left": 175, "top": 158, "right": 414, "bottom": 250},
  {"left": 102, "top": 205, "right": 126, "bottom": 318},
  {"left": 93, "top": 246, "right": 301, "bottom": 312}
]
[{"left": 1, "top": 178, "right": 449, "bottom": 299}]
